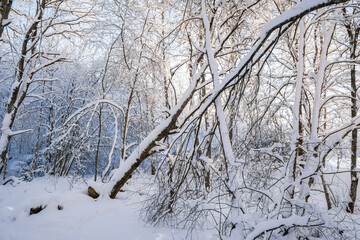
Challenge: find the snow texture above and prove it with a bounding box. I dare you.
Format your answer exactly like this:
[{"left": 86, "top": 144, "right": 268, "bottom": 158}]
[{"left": 0, "top": 177, "right": 211, "bottom": 240}]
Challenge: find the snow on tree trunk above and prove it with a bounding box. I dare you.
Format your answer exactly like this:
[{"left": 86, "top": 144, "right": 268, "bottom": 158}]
[
  {"left": 105, "top": 71, "right": 202, "bottom": 198},
  {"left": 287, "top": 19, "right": 305, "bottom": 202},
  {"left": 201, "top": 0, "right": 236, "bottom": 168},
  {"left": 345, "top": 14, "right": 359, "bottom": 213},
  {"left": 300, "top": 21, "right": 335, "bottom": 203},
  {"left": 0, "top": 0, "right": 12, "bottom": 39},
  {"left": 88, "top": 0, "right": 348, "bottom": 199},
  {"left": 0, "top": 0, "right": 65, "bottom": 175}
]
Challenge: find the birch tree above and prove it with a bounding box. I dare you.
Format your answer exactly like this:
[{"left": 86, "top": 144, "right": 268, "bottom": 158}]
[
  {"left": 87, "top": 0, "right": 348, "bottom": 200},
  {"left": 0, "top": 0, "right": 92, "bottom": 177}
]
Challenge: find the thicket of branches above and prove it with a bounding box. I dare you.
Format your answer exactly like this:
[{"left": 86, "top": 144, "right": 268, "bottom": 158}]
[{"left": 1, "top": 0, "right": 359, "bottom": 239}]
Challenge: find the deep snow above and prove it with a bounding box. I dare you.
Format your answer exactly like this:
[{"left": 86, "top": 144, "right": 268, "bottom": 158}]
[{"left": 0, "top": 176, "right": 213, "bottom": 240}]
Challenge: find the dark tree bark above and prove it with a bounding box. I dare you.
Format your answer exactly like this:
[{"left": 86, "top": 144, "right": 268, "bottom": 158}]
[
  {"left": 0, "top": 0, "right": 12, "bottom": 39},
  {"left": 345, "top": 16, "right": 359, "bottom": 213}
]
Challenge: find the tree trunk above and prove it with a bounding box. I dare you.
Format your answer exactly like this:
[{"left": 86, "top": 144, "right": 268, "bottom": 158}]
[
  {"left": 0, "top": 0, "right": 47, "bottom": 175},
  {"left": 348, "top": 64, "right": 358, "bottom": 213},
  {"left": 33, "top": 82, "right": 46, "bottom": 177},
  {"left": 0, "top": 0, "right": 12, "bottom": 39},
  {"left": 94, "top": 105, "right": 102, "bottom": 181},
  {"left": 344, "top": 14, "right": 359, "bottom": 213},
  {"left": 88, "top": 0, "right": 349, "bottom": 200}
]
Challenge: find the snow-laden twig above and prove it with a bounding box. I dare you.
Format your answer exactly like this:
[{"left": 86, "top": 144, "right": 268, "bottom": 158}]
[{"left": 245, "top": 215, "right": 310, "bottom": 240}]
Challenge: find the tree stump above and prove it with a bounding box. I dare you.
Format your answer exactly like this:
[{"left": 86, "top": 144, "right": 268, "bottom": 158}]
[
  {"left": 88, "top": 186, "right": 99, "bottom": 199},
  {"left": 30, "top": 205, "right": 46, "bottom": 215}
]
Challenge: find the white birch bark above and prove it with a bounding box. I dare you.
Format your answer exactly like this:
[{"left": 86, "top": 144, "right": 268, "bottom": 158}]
[
  {"left": 201, "top": 0, "right": 236, "bottom": 165},
  {"left": 300, "top": 21, "right": 335, "bottom": 201}
]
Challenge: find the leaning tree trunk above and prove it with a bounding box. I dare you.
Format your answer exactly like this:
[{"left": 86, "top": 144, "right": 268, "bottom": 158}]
[{"left": 87, "top": 0, "right": 348, "bottom": 200}]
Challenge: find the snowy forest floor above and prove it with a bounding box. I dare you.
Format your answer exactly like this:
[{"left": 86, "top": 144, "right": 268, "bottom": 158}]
[
  {"left": 1, "top": 171, "right": 360, "bottom": 239},
  {"left": 0, "top": 175, "right": 212, "bottom": 240}
]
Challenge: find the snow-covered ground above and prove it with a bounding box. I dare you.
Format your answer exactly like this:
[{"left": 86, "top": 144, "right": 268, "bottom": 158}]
[
  {"left": 1, "top": 167, "right": 359, "bottom": 240},
  {"left": 0, "top": 176, "right": 213, "bottom": 240}
]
